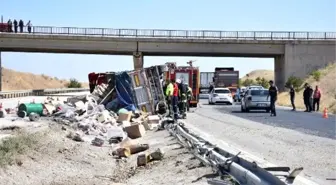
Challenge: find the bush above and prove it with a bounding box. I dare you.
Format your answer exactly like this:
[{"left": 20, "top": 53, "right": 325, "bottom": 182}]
[
  {"left": 285, "top": 76, "right": 303, "bottom": 91},
  {"left": 311, "top": 70, "right": 321, "bottom": 81},
  {"left": 242, "top": 79, "right": 255, "bottom": 86},
  {"left": 256, "top": 77, "right": 270, "bottom": 89},
  {"left": 66, "top": 78, "right": 82, "bottom": 88}
]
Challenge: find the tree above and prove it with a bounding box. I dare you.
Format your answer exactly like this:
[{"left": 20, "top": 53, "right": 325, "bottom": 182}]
[
  {"left": 254, "top": 77, "right": 269, "bottom": 89},
  {"left": 242, "top": 79, "right": 255, "bottom": 86},
  {"left": 285, "top": 76, "right": 303, "bottom": 92},
  {"left": 66, "top": 78, "right": 82, "bottom": 88}
]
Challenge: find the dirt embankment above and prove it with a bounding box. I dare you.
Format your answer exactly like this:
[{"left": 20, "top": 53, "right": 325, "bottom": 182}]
[
  {"left": 278, "top": 63, "right": 336, "bottom": 113},
  {"left": 240, "top": 69, "right": 274, "bottom": 82},
  {"left": 0, "top": 124, "right": 216, "bottom": 185},
  {"left": 2, "top": 67, "right": 88, "bottom": 91}
]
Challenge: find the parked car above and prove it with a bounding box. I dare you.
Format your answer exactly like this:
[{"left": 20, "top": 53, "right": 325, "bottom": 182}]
[
  {"left": 241, "top": 89, "right": 270, "bottom": 112},
  {"left": 246, "top": 85, "right": 264, "bottom": 90},
  {"left": 208, "top": 88, "right": 233, "bottom": 105}
]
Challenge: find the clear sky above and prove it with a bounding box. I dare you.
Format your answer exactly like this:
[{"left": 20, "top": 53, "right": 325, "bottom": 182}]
[{"left": 1, "top": 0, "right": 335, "bottom": 82}]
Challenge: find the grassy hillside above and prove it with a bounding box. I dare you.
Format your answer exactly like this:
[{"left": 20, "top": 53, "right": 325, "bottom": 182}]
[
  {"left": 2, "top": 67, "right": 88, "bottom": 91},
  {"left": 241, "top": 70, "right": 274, "bottom": 82},
  {"left": 278, "top": 63, "right": 336, "bottom": 113}
]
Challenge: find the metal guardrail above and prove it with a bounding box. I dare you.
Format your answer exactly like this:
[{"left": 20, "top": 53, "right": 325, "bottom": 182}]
[
  {"left": 161, "top": 119, "right": 304, "bottom": 185},
  {"left": 0, "top": 88, "right": 89, "bottom": 99},
  {"left": 1, "top": 26, "right": 336, "bottom": 40}
]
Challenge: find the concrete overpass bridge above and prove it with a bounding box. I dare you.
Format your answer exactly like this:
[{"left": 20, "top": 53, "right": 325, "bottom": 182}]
[{"left": 0, "top": 26, "right": 335, "bottom": 90}]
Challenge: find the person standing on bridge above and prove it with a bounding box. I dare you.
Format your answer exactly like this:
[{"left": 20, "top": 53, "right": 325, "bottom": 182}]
[
  {"left": 19, "top": 19, "right": 24, "bottom": 33},
  {"left": 13, "top": 19, "right": 18, "bottom": 33},
  {"left": 26, "top": 20, "right": 32, "bottom": 33},
  {"left": 267, "top": 80, "right": 278, "bottom": 117},
  {"left": 289, "top": 84, "right": 296, "bottom": 111}
]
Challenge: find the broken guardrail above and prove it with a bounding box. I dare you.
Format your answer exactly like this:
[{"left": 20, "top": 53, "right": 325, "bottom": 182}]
[
  {"left": 0, "top": 88, "right": 89, "bottom": 99},
  {"left": 160, "top": 118, "right": 303, "bottom": 185}
]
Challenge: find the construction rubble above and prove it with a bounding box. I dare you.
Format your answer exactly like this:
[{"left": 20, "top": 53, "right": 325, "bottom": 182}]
[{"left": 0, "top": 65, "right": 168, "bottom": 167}]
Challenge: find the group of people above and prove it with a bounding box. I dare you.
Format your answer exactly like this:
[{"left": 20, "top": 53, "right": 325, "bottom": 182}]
[
  {"left": 289, "top": 83, "right": 322, "bottom": 112},
  {"left": 164, "top": 79, "right": 193, "bottom": 120},
  {"left": 4, "top": 19, "right": 33, "bottom": 33}
]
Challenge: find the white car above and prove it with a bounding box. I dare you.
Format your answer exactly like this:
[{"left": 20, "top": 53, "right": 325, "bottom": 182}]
[
  {"left": 208, "top": 88, "right": 233, "bottom": 105},
  {"left": 241, "top": 89, "right": 271, "bottom": 112}
]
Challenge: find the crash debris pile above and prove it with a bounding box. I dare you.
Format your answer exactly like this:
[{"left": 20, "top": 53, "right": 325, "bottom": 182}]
[{"left": 1, "top": 65, "right": 168, "bottom": 166}]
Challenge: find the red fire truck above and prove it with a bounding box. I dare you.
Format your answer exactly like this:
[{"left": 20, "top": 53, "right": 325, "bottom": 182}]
[
  {"left": 165, "top": 61, "right": 200, "bottom": 107},
  {"left": 0, "top": 23, "right": 9, "bottom": 32}
]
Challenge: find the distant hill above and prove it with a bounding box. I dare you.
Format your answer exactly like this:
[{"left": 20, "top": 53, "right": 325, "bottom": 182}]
[
  {"left": 240, "top": 70, "right": 274, "bottom": 82},
  {"left": 2, "top": 67, "right": 88, "bottom": 91}
]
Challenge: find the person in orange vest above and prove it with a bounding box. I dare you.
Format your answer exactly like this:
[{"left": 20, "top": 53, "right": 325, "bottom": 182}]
[
  {"left": 171, "top": 79, "right": 179, "bottom": 120},
  {"left": 313, "top": 85, "right": 322, "bottom": 111}
]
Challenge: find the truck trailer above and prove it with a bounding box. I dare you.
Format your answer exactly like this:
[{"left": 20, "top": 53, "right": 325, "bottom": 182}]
[{"left": 213, "top": 67, "right": 239, "bottom": 96}]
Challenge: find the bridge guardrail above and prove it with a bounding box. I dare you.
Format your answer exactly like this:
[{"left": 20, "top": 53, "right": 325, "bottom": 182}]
[
  {"left": 1, "top": 26, "right": 336, "bottom": 40},
  {"left": 0, "top": 88, "right": 89, "bottom": 99}
]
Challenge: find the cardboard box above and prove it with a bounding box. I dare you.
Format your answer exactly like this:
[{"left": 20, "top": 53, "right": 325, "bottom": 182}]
[
  {"left": 124, "top": 124, "right": 146, "bottom": 139},
  {"left": 117, "top": 112, "right": 132, "bottom": 123},
  {"left": 147, "top": 115, "right": 160, "bottom": 124}
]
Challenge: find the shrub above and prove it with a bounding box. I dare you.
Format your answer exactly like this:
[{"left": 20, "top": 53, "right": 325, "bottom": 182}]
[
  {"left": 285, "top": 76, "right": 303, "bottom": 92},
  {"left": 259, "top": 77, "right": 270, "bottom": 89},
  {"left": 311, "top": 70, "right": 321, "bottom": 81},
  {"left": 66, "top": 78, "right": 82, "bottom": 88},
  {"left": 242, "top": 79, "right": 255, "bottom": 86}
]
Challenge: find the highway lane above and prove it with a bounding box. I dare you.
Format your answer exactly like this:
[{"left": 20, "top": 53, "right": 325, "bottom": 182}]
[{"left": 187, "top": 99, "right": 336, "bottom": 185}]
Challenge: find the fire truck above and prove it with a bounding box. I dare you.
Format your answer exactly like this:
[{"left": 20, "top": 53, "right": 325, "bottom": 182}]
[
  {"left": 0, "top": 23, "right": 9, "bottom": 32},
  {"left": 165, "top": 61, "right": 200, "bottom": 107}
]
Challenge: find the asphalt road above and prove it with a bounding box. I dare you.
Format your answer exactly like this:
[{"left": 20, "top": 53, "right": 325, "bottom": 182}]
[
  {"left": 186, "top": 99, "right": 336, "bottom": 185},
  {"left": 216, "top": 102, "right": 335, "bottom": 140}
]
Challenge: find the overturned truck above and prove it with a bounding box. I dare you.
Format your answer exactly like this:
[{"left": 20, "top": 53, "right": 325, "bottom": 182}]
[{"left": 88, "top": 65, "right": 167, "bottom": 115}]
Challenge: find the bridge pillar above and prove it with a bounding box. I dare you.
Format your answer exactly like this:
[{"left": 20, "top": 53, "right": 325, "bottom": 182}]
[
  {"left": 133, "top": 52, "right": 144, "bottom": 70},
  {"left": 283, "top": 43, "right": 336, "bottom": 89},
  {"left": 274, "top": 55, "right": 285, "bottom": 91},
  {"left": 0, "top": 51, "right": 2, "bottom": 92}
]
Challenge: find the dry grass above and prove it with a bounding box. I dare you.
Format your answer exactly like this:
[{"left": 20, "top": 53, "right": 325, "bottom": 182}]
[
  {"left": 278, "top": 63, "right": 336, "bottom": 113},
  {"left": 0, "top": 132, "right": 41, "bottom": 167},
  {"left": 2, "top": 67, "right": 89, "bottom": 91},
  {"left": 241, "top": 69, "right": 274, "bottom": 82}
]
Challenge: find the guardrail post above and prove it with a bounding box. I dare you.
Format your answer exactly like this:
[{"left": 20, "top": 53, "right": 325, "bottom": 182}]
[
  {"left": 67, "top": 27, "right": 70, "bottom": 34},
  {"left": 271, "top": 32, "right": 273, "bottom": 40},
  {"left": 307, "top": 32, "right": 309, "bottom": 39},
  {"left": 325, "top": 32, "right": 327, "bottom": 39}
]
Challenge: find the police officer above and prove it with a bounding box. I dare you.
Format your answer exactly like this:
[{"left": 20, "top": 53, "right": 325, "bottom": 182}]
[
  {"left": 186, "top": 84, "right": 193, "bottom": 112},
  {"left": 289, "top": 84, "right": 296, "bottom": 111},
  {"left": 267, "top": 80, "right": 278, "bottom": 117}
]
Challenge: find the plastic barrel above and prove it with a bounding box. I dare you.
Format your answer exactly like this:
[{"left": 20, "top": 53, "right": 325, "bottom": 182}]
[{"left": 18, "top": 103, "right": 44, "bottom": 116}]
